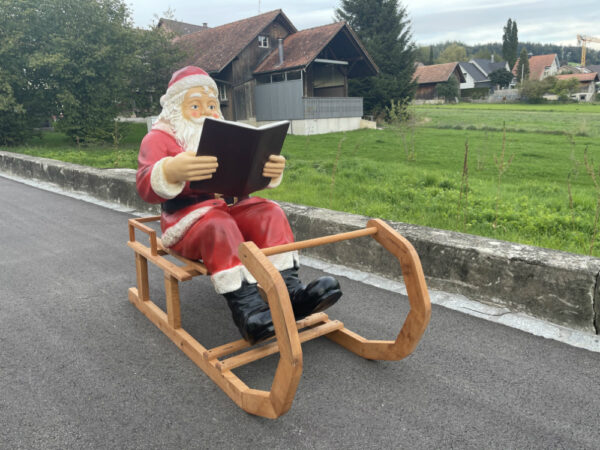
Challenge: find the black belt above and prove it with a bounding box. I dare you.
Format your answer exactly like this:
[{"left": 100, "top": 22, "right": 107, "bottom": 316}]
[
  {"left": 161, "top": 194, "right": 243, "bottom": 213},
  {"left": 161, "top": 194, "right": 214, "bottom": 213}
]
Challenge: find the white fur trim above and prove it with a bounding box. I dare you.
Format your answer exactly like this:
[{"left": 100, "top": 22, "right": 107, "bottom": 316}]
[
  {"left": 161, "top": 206, "right": 213, "bottom": 247},
  {"left": 151, "top": 157, "right": 185, "bottom": 200},
  {"left": 211, "top": 265, "right": 245, "bottom": 294},
  {"left": 269, "top": 251, "right": 298, "bottom": 271},
  {"left": 214, "top": 251, "right": 298, "bottom": 294},
  {"left": 161, "top": 75, "right": 218, "bottom": 107}
]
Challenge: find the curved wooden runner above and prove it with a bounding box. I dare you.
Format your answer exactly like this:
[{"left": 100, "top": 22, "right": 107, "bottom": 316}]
[{"left": 127, "top": 216, "right": 431, "bottom": 418}]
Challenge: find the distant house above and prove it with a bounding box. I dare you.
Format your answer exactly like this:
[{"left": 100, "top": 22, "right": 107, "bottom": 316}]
[
  {"left": 470, "top": 58, "right": 510, "bottom": 78},
  {"left": 587, "top": 64, "right": 600, "bottom": 74},
  {"left": 412, "top": 62, "right": 465, "bottom": 101},
  {"left": 165, "top": 10, "right": 378, "bottom": 134},
  {"left": 459, "top": 58, "right": 510, "bottom": 92},
  {"left": 512, "top": 53, "right": 560, "bottom": 82},
  {"left": 157, "top": 18, "right": 209, "bottom": 36},
  {"left": 555, "top": 72, "right": 599, "bottom": 101},
  {"left": 459, "top": 62, "right": 487, "bottom": 89}
]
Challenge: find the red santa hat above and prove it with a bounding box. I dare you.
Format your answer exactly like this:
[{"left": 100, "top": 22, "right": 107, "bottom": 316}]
[{"left": 160, "top": 66, "right": 218, "bottom": 107}]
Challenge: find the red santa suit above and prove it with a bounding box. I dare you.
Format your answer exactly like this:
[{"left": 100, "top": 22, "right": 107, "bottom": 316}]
[{"left": 136, "top": 124, "right": 298, "bottom": 294}]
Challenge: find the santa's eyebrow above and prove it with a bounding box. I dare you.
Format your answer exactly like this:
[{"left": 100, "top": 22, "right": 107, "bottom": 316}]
[{"left": 189, "top": 92, "right": 217, "bottom": 99}]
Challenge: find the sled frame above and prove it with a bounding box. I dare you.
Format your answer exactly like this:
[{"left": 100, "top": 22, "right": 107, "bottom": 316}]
[{"left": 127, "top": 216, "right": 431, "bottom": 419}]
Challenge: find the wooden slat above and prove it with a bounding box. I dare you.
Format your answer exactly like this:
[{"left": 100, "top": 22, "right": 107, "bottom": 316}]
[
  {"left": 135, "top": 254, "right": 150, "bottom": 302},
  {"left": 128, "top": 241, "right": 192, "bottom": 281},
  {"left": 165, "top": 274, "right": 182, "bottom": 329},
  {"left": 204, "top": 312, "right": 329, "bottom": 361},
  {"left": 157, "top": 239, "right": 208, "bottom": 276},
  {"left": 261, "top": 227, "right": 378, "bottom": 256},
  {"left": 217, "top": 320, "right": 344, "bottom": 373}
]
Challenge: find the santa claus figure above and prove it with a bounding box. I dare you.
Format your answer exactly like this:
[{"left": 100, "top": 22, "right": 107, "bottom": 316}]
[{"left": 137, "top": 66, "right": 342, "bottom": 343}]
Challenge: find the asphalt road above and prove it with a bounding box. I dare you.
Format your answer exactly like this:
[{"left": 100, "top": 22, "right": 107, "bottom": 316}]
[{"left": 1, "top": 175, "right": 600, "bottom": 449}]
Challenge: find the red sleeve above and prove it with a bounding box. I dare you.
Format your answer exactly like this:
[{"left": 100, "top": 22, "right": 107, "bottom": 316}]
[{"left": 136, "top": 131, "right": 174, "bottom": 204}]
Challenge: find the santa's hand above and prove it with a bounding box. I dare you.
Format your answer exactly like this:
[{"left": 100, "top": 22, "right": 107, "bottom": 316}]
[
  {"left": 262, "top": 154, "right": 285, "bottom": 179},
  {"left": 163, "top": 152, "right": 218, "bottom": 183}
]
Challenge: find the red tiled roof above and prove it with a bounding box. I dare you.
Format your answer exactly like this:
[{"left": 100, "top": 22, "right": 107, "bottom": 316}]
[
  {"left": 175, "top": 10, "right": 296, "bottom": 73},
  {"left": 555, "top": 72, "right": 599, "bottom": 82},
  {"left": 253, "top": 22, "right": 346, "bottom": 74},
  {"left": 513, "top": 54, "right": 558, "bottom": 80},
  {"left": 158, "top": 18, "right": 208, "bottom": 36},
  {"left": 412, "top": 63, "right": 459, "bottom": 84}
]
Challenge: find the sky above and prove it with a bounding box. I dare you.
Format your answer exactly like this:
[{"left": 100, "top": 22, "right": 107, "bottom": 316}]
[{"left": 126, "top": 0, "right": 600, "bottom": 49}]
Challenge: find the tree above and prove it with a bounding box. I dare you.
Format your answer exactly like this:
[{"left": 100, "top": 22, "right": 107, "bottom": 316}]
[
  {"left": 436, "top": 75, "right": 459, "bottom": 101},
  {"left": 552, "top": 78, "right": 579, "bottom": 100},
  {"left": 335, "top": 0, "right": 417, "bottom": 115},
  {"left": 515, "top": 48, "right": 530, "bottom": 83},
  {"left": 502, "top": 18, "right": 518, "bottom": 69},
  {"left": 519, "top": 77, "right": 557, "bottom": 102},
  {"left": 436, "top": 43, "right": 468, "bottom": 63},
  {"left": 489, "top": 69, "right": 514, "bottom": 88},
  {"left": 0, "top": 0, "right": 182, "bottom": 145}
]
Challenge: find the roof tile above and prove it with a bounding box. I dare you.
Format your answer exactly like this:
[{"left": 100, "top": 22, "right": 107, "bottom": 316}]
[{"left": 412, "top": 63, "right": 459, "bottom": 84}]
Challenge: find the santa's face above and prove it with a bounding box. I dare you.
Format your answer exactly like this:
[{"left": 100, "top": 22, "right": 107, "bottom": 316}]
[{"left": 181, "top": 86, "right": 222, "bottom": 121}]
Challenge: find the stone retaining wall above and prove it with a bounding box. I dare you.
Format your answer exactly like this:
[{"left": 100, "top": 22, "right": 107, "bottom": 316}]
[{"left": 2, "top": 150, "right": 598, "bottom": 334}]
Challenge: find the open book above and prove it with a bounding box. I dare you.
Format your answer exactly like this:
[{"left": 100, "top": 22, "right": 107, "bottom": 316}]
[{"left": 189, "top": 117, "right": 290, "bottom": 197}]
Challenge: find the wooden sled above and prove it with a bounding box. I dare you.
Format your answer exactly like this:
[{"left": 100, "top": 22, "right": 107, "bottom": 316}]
[{"left": 127, "top": 216, "right": 431, "bottom": 419}]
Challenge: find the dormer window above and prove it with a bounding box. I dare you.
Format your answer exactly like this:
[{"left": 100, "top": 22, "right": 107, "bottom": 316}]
[{"left": 258, "top": 35, "right": 269, "bottom": 48}]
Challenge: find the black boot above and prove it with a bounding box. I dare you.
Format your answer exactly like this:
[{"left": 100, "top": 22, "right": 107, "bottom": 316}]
[
  {"left": 223, "top": 282, "right": 275, "bottom": 344},
  {"left": 281, "top": 268, "right": 342, "bottom": 320}
]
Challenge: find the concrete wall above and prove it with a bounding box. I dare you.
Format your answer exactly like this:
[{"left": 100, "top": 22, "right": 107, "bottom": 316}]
[{"left": 1, "top": 150, "right": 598, "bottom": 334}]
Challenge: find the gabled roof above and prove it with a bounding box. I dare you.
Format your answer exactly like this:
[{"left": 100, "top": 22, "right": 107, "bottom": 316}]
[
  {"left": 513, "top": 54, "right": 559, "bottom": 80},
  {"left": 555, "top": 72, "right": 599, "bottom": 82},
  {"left": 459, "top": 62, "right": 487, "bottom": 83},
  {"left": 412, "top": 62, "right": 465, "bottom": 84},
  {"left": 253, "top": 22, "right": 378, "bottom": 76},
  {"left": 175, "top": 10, "right": 296, "bottom": 73},
  {"left": 471, "top": 59, "right": 508, "bottom": 76},
  {"left": 158, "top": 18, "right": 208, "bottom": 36},
  {"left": 529, "top": 54, "right": 559, "bottom": 80}
]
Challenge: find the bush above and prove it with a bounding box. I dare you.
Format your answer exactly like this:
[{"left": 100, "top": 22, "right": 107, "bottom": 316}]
[{"left": 436, "top": 76, "right": 460, "bottom": 101}]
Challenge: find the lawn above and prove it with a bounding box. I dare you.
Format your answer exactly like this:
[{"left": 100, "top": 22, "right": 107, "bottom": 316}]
[{"left": 3, "top": 103, "right": 600, "bottom": 257}]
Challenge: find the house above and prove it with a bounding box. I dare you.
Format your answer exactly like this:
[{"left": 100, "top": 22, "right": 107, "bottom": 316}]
[
  {"left": 512, "top": 53, "right": 560, "bottom": 82},
  {"left": 158, "top": 18, "right": 209, "bottom": 36},
  {"left": 412, "top": 62, "right": 465, "bottom": 101},
  {"left": 470, "top": 58, "right": 510, "bottom": 78},
  {"left": 555, "top": 72, "right": 599, "bottom": 101},
  {"left": 459, "top": 58, "right": 511, "bottom": 95},
  {"left": 168, "top": 10, "right": 378, "bottom": 134},
  {"left": 587, "top": 64, "right": 600, "bottom": 74},
  {"left": 459, "top": 62, "right": 487, "bottom": 90}
]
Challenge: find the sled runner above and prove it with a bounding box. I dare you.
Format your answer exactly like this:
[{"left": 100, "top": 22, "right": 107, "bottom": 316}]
[{"left": 127, "top": 216, "right": 431, "bottom": 419}]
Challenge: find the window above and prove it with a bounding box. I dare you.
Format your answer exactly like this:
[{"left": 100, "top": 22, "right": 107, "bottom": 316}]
[
  {"left": 218, "top": 83, "right": 227, "bottom": 101},
  {"left": 258, "top": 35, "right": 269, "bottom": 48},
  {"left": 286, "top": 71, "right": 301, "bottom": 81}
]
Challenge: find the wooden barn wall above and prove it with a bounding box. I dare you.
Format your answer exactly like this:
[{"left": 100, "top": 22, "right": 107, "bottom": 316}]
[
  {"left": 415, "top": 84, "right": 436, "bottom": 100},
  {"left": 229, "top": 20, "right": 292, "bottom": 120}
]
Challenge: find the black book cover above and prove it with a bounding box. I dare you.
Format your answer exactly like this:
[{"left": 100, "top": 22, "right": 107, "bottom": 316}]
[{"left": 190, "top": 117, "right": 290, "bottom": 197}]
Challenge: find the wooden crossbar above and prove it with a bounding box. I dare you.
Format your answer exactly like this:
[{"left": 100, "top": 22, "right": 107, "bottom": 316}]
[{"left": 217, "top": 320, "right": 344, "bottom": 372}]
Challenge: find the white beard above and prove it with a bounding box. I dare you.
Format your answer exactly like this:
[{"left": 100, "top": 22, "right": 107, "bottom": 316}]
[{"left": 171, "top": 114, "right": 205, "bottom": 152}]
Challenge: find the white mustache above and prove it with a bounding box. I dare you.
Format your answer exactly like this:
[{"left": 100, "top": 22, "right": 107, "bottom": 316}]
[{"left": 189, "top": 116, "right": 206, "bottom": 125}]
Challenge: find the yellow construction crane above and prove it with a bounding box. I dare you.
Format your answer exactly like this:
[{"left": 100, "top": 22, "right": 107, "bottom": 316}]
[{"left": 577, "top": 34, "right": 600, "bottom": 66}]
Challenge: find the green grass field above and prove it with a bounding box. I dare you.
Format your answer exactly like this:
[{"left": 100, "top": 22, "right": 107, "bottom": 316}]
[{"left": 3, "top": 102, "right": 600, "bottom": 256}]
